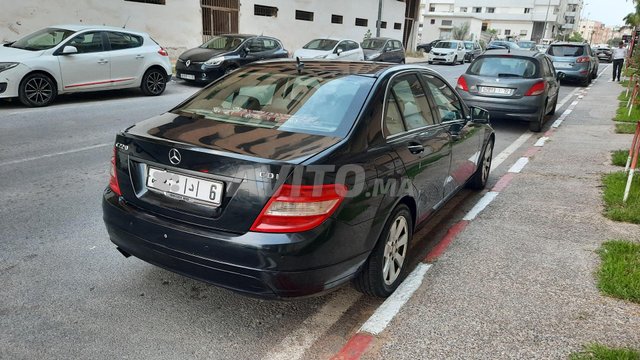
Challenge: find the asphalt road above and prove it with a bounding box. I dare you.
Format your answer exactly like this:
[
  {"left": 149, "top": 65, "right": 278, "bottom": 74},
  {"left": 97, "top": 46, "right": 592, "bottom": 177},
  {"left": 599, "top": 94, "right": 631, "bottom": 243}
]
[{"left": 0, "top": 65, "right": 581, "bottom": 359}]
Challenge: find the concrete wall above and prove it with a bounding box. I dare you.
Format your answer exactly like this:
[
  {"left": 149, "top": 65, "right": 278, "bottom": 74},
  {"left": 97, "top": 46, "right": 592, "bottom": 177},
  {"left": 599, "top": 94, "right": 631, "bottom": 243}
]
[{"left": 238, "top": 0, "right": 406, "bottom": 52}]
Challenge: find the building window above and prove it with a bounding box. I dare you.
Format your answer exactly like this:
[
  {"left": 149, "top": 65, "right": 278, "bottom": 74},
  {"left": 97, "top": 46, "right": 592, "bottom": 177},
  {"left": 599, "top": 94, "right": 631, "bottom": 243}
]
[
  {"left": 504, "top": 29, "right": 511, "bottom": 35},
  {"left": 394, "top": 22, "right": 402, "bottom": 30},
  {"left": 355, "top": 18, "right": 368, "bottom": 27},
  {"left": 460, "top": 7, "right": 467, "bottom": 12},
  {"left": 429, "top": 5, "right": 435, "bottom": 12},
  {"left": 481, "top": 22, "right": 488, "bottom": 31},
  {"left": 331, "top": 14, "right": 343, "bottom": 24},
  {"left": 124, "top": 0, "right": 165, "bottom": 4},
  {"left": 430, "top": 19, "right": 435, "bottom": 25},
  {"left": 473, "top": 7, "right": 482, "bottom": 13},
  {"left": 380, "top": 21, "right": 387, "bottom": 29},
  {"left": 254, "top": 4, "right": 277, "bottom": 17},
  {"left": 553, "top": 7, "right": 559, "bottom": 14},
  {"left": 442, "top": 20, "right": 452, "bottom": 26},
  {"left": 524, "top": 8, "right": 531, "bottom": 14},
  {"left": 486, "top": 7, "right": 495, "bottom": 13},
  {"left": 520, "top": 29, "right": 528, "bottom": 36},
  {"left": 295, "top": 10, "right": 314, "bottom": 21}
]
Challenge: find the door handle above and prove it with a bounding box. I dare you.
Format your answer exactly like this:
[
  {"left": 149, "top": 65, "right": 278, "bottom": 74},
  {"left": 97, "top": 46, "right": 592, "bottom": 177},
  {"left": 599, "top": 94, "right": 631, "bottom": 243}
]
[
  {"left": 97, "top": 59, "right": 109, "bottom": 64},
  {"left": 135, "top": 55, "right": 145, "bottom": 59},
  {"left": 408, "top": 143, "right": 424, "bottom": 154}
]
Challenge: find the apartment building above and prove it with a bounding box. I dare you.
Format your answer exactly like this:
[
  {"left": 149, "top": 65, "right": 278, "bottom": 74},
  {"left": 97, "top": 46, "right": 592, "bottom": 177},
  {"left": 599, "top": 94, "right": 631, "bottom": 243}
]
[
  {"left": 0, "top": 0, "right": 420, "bottom": 60},
  {"left": 421, "top": 0, "right": 584, "bottom": 44},
  {"left": 579, "top": 19, "right": 613, "bottom": 44}
]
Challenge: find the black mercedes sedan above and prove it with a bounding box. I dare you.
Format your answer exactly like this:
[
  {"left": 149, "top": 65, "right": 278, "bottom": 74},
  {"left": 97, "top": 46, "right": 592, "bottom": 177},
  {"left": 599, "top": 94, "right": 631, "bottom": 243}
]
[
  {"left": 103, "top": 60, "right": 494, "bottom": 299},
  {"left": 175, "top": 34, "right": 288, "bottom": 83}
]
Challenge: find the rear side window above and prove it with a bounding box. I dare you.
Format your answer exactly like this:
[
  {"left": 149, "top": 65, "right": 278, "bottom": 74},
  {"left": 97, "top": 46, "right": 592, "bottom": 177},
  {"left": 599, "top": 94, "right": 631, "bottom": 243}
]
[
  {"left": 173, "top": 70, "right": 374, "bottom": 137},
  {"left": 384, "top": 74, "right": 436, "bottom": 136},
  {"left": 548, "top": 45, "right": 584, "bottom": 57},
  {"left": 262, "top": 38, "right": 280, "bottom": 51},
  {"left": 468, "top": 56, "right": 538, "bottom": 78},
  {"left": 107, "top": 32, "right": 143, "bottom": 50}
]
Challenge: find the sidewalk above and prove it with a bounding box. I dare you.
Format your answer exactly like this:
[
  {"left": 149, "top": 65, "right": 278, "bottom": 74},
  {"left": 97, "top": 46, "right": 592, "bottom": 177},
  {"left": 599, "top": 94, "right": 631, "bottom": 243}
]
[{"left": 365, "top": 68, "right": 640, "bottom": 358}]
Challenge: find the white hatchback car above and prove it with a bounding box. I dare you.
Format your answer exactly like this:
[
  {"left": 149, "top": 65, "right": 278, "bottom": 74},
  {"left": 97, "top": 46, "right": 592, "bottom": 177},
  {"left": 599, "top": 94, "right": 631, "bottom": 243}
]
[
  {"left": 293, "top": 38, "right": 364, "bottom": 61},
  {"left": 0, "top": 25, "right": 173, "bottom": 107},
  {"left": 427, "top": 40, "right": 467, "bottom": 65}
]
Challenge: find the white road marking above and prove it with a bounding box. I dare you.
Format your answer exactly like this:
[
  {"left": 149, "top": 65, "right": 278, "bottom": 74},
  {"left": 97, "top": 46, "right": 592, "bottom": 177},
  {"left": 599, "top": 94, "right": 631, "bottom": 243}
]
[
  {"left": 534, "top": 137, "right": 549, "bottom": 147},
  {"left": 359, "top": 263, "right": 431, "bottom": 335},
  {"left": 508, "top": 157, "right": 529, "bottom": 173},
  {"left": 598, "top": 64, "right": 611, "bottom": 78},
  {"left": 490, "top": 132, "right": 532, "bottom": 171},
  {"left": 555, "top": 87, "right": 581, "bottom": 113},
  {"left": 0, "top": 143, "right": 111, "bottom": 167},
  {"left": 570, "top": 100, "right": 579, "bottom": 107},
  {"left": 462, "top": 191, "right": 499, "bottom": 221},
  {"left": 263, "top": 291, "right": 361, "bottom": 360},
  {"left": 552, "top": 119, "right": 563, "bottom": 128}
]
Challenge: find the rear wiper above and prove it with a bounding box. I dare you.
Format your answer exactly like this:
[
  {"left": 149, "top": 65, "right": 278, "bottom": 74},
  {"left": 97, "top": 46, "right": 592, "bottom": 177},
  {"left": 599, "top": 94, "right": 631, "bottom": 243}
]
[
  {"left": 497, "top": 73, "right": 523, "bottom": 78},
  {"left": 176, "top": 109, "right": 206, "bottom": 120}
]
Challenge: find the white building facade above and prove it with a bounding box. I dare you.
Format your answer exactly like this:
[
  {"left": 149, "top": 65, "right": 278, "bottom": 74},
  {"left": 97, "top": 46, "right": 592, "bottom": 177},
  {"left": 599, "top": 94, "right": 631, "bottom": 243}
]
[{"left": 1, "top": 0, "right": 420, "bottom": 60}]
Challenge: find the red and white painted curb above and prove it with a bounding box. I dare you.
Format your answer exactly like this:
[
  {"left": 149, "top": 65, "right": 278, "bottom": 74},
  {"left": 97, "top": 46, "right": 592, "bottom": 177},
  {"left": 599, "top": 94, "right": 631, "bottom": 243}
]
[{"left": 330, "top": 65, "right": 609, "bottom": 360}]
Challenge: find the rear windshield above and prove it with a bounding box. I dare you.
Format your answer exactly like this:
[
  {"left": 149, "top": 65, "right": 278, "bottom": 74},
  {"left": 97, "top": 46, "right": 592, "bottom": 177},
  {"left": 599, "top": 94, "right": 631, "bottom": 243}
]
[
  {"left": 517, "top": 41, "right": 535, "bottom": 48},
  {"left": 362, "top": 39, "right": 387, "bottom": 50},
  {"left": 172, "top": 69, "right": 374, "bottom": 137},
  {"left": 303, "top": 39, "right": 338, "bottom": 51},
  {"left": 435, "top": 41, "right": 457, "bottom": 49},
  {"left": 468, "top": 56, "right": 538, "bottom": 78},
  {"left": 548, "top": 45, "right": 584, "bottom": 56}
]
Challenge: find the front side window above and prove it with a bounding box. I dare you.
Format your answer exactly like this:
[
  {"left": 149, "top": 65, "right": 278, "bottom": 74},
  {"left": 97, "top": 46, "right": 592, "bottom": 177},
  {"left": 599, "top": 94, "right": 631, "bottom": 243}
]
[
  {"left": 435, "top": 41, "right": 457, "bottom": 49},
  {"left": 11, "top": 27, "right": 75, "bottom": 51},
  {"left": 66, "top": 32, "right": 105, "bottom": 53},
  {"left": 422, "top": 74, "right": 463, "bottom": 122},
  {"left": 384, "top": 74, "right": 435, "bottom": 136},
  {"left": 107, "top": 32, "right": 143, "bottom": 50},
  {"left": 246, "top": 38, "right": 265, "bottom": 53},
  {"left": 173, "top": 68, "right": 374, "bottom": 137},
  {"left": 200, "top": 36, "right": 245, "bottom": 51},
  {"left": 302, "top": 39, "right": 338, "bottom": 51}
]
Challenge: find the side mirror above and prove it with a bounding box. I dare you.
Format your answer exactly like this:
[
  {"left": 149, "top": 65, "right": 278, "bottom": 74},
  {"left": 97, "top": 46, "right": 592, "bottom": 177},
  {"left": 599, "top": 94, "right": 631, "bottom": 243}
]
[
  {"left": 61, "top": 45, "right": 78, "bottom": 55},
  {"left": 556, "top": 72, "right": 566, "bottom": 80},
  {"left": 469, "top": 106, "right": 490, "bottom": 124},
  {"left": 335, "top": 48, "right": 343, "bottom": 56}
]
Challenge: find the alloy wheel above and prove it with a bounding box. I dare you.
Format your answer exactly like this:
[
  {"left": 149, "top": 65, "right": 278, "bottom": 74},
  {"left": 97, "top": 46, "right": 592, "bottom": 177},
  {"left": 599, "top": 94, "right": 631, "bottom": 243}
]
[
  {"left": 382, "top": 215, "right": 409, "bottom": 285},
  {"left": 146, "top": 71, "right": 165, "bottom": 95},
  {"left": 481, "top": 143, "right": 493, "bottom": 184},
  {"left": 24, "top": 77, "right": 53, "bottom": 105}
]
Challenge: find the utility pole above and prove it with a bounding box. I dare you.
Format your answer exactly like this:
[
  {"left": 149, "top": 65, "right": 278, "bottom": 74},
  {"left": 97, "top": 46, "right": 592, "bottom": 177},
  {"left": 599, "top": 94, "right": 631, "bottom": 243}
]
[
  {"left": 542, "top": 0, "right": 552, "bottom": 41},
  {"left": 376, "top": 0, "right": 383, "bottom": 37}
]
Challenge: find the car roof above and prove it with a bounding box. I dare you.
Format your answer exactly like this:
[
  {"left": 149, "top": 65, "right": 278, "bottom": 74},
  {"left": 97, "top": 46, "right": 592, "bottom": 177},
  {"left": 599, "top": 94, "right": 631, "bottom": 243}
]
[
  {"left": 480, "top": 49, "right": 542, "bottom": 58},
  {"left": 50, "top": 24, "right": 147, "bottom": 35},
  {"left": 368, "top": 37, "right": 395, "bottom": 41},
  {"left": 550, "top": 42, "right": 588, "bottom": 46}
]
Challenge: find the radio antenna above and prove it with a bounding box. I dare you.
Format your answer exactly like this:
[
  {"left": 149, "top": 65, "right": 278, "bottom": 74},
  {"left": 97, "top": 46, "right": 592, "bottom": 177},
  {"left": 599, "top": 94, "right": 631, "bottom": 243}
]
[{"left": 122, "top": 16, "right": 131, "bottom": 29}]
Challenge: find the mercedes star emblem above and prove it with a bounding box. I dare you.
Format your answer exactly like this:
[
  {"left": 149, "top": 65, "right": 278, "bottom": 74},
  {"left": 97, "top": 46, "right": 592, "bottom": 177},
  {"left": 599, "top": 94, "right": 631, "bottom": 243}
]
[
  {"left": 185, "top": 59, "right": 191, "bottom": 67},
  {"left": 169, "top": 148, "right": 182, "bottom": 165}
]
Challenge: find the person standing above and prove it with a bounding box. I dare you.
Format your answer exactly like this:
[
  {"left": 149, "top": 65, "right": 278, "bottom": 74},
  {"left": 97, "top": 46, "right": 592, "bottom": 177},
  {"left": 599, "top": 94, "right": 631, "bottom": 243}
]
[{"left": 612, "top": 41, "right": 627, "bottom": 82}]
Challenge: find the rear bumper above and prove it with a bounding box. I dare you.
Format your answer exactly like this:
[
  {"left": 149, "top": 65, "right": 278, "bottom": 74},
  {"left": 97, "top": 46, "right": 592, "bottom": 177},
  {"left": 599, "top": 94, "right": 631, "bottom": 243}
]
[
  {"left": 102, "top": 189, "right": 369, "bottom": 299},
  {"left": 459, "top": 92, "right": 543, "bottom": 121},
  {"left": 554, "top": 68, "right": 590, "bottom": 81}
]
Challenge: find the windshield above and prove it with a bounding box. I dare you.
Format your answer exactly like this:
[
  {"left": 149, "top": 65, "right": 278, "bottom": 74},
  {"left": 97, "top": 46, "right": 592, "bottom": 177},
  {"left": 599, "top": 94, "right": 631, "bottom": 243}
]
[
  {"left": 468, "top": 57, "right": 538, "bottom": 78},
  {"left": 200, "top": 36, "right": 245, "bottom": 51},
  {"left": 172, "top": 69, "right": 374, "bottom": 137},
  {"left": 302, "top": 39, "right": 339, "bottom": 51},
  {"left": 548, "top": 45, "right": 584, "bottom": 57},
  {"left": 362, "top": 39, "right": 387, "bottom": 50},
  {"left": 464, "top": 42, "right": 474, "bottom": 50},
  {"left": 517, "top": 41, "right": 535, "bottom": 48},
  {"left": 10, "top": 27, "right": 75, "bottom": 51},
  {"left": 435, "top": 41, "right": 457, "bottom": 49}
]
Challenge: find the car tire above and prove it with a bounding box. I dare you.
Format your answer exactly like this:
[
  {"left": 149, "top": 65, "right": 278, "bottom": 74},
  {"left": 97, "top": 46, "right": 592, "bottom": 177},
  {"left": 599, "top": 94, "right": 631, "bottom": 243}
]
[
  {"left": 428, "top": 61, "right": 433, "bottom": 65},
  {"left": 529, "top": 103, "right": 546, "bottom": 132},
  {"left": 592, "top": 68, "right": 598, "bottom": 79},
  {"left": 353, "top": 204, "right": 412, "bottom": 298},
  {"left": 224, "top": 65, "right": 239, "bottom": 76},
  {"left": 467, "top": 138, "right": 494, "bottom": 190},
  {"left": 18, "top": 73, "right": 57, "bottom": 107},
  {"left": 548, "top": 96, "right": 557, "bottom": 115},
  {"left": 140, "top": 68, "right": 167, "bottom": 96},
  {"left": 451, "top": 56, "right": 458, "bottom": 65}
]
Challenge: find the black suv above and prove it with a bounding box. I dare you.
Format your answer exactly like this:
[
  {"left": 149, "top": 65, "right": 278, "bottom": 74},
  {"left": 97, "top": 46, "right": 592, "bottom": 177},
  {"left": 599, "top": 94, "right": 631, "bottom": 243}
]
[
  {"left": 416, "top": 39, "right": 441, "bottom": 53},
  {"left": 594, "top": 46, "right": 612, "bottom": 63},
  {"left": 176, "top": 34, "right": 288, "bottom": 83}
]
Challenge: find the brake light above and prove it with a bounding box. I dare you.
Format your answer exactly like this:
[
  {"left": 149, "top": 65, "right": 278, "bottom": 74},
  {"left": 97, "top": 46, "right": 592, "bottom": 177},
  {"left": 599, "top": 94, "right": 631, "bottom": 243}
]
[
  {"left": 525, "top": 81, "right": 546, "bottom": 96},
  {"left": 158, "top": 48, "right": 169, "bottom": 56},
  {"left": 250, "top": 184, "right": 347, "bottom": 233},
  {"left": 109, "top": 147, "right": 122, "bottom": 196},
  {"left": 576, "top": 56, "right": 590, "bottom": 63},
  {"left": 456, "top": 75, "right": 469, "bottom": 91}
]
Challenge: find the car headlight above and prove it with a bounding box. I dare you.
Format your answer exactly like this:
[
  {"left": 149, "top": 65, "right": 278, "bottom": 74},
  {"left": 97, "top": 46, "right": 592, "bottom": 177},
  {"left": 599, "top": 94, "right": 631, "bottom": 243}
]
[
  {"left": 366, "top": 52, "right": 381, "bottom": 60},
  {"left": 0, "top": 62, "right": 19, "bottom": 73},
  {"left": 204, "top": 57, "right": 225, "bottom": 66}
]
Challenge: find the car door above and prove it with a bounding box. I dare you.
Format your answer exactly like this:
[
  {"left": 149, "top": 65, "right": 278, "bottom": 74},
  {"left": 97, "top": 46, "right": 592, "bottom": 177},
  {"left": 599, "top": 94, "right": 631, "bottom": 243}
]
[
  {"left": 56, "top": 31, "right": 111, "bottom": 91},
  {"left": 380, "top": 40, "right": 393, "bottom": 62},
  {"left": 261, "top": 37, "right": 286, "bottom": 59},
  {"left": 542, "top": 57, "right": 560, "bottom": 107},
  {"left": 422, "top": 73, "right": 482, "bottom": 196},
  {"left": 456, "top": 42, "right": 466, "bottom": 60},
  {"left": 383, "top": 72, "right": 452, "bottom": 222},
  {"left": 393, "top": 41, "right": 405, "bottom": 63},
  {"left": 240, "top": 38, "right": 265, "bottom": 65},
  {"left": 346, "top": 40, "right": 362, "bottom": 60},
  {"left": 105, "top": 31, "right": 145, "bottom": 88}
]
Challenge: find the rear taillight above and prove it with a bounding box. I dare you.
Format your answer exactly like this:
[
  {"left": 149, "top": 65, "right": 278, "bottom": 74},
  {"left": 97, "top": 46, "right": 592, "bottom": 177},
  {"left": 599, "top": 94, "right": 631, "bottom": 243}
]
[
  {"left": 456, "top": 75, "right": 469, "bottom": 91},
  {"left": 576, "top": 56, "right": 590, "bottom": 63},
  {"left": 158, "top": 48, "right": 169, "bottom": 56},
  {"left": 250, "top": 184, "right": 347, "bottom": 233},
  {"left": 524, "top": 81, "right": 546, "bottom": 96},
  {"left": 109, "top": 147, "right": 122, "bottom": 196}
]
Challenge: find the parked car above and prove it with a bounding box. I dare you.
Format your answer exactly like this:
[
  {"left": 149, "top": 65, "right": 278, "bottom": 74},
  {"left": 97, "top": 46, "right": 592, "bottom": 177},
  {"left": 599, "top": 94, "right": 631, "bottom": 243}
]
[
  {"left": 416, "top": 39, "right": 441, "bottom": 54},
  {"left": 545, "top": 42, "right": 598, "bottom": 86},
  {"left": 457, "top": 49, "right": 562, "bottom": 132},
  {"left": 0, "top": 25, "right": 172, "bottom": 107},
  {"left": 361, "top": 37, "right": 405, "bottom": 63},
  {"left": 293, "top": 38, "right": 364, "bottom": 61},
  {"left": 516, "top": 41, "right": 537, "bottom": 50},
  {"left": 427, "top": 40, "right": 466, "bottom": 65},
  {"left": 176, "top": 34, "right": 288, "bottom": 84},
  {"left": 463, "top": 40, "right": 483, "bottom": 62},
  {"left": 103, "top": 60, "right": 495, "bottom": 299},
  {"left": 486, "top": 41, "right": 521, "bottom": 51},
  {"left": 594, "top": 45, "right": 612, "bottom": 63},
  {"left": 536, "top": 44, "right": 549, "bottom": 53}
]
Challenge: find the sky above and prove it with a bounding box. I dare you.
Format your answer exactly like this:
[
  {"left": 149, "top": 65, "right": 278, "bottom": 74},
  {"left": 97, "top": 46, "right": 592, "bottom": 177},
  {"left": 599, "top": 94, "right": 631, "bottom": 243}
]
[{"left": 583, "top": 0, "right": 636, "bottom": 26}]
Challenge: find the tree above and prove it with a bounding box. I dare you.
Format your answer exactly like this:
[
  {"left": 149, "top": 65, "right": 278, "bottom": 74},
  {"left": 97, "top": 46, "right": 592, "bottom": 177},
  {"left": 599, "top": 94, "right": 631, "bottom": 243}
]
[
  {"left": 567, "top": 32, "right": 585, "bottom": 42},
  {"left": 623, "top": 12, "right": 640, "bottom": 27},
  {"left": 452, "top": 22, "right": 470, "bottom": 40}
]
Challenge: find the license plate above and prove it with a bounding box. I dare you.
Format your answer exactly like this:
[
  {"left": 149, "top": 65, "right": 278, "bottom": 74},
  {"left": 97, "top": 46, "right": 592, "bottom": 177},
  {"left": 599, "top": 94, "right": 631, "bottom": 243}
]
[
  {"left": 146, "top": 167, "right": 223, "bottom": 206},
  {"left": 479, "top": 86, "right": 513, "bottom": 95},
  {"left": 180, "top": 73, "right": 195, "bottom": 80},
  {"left": 553, "top": 62, "right": 572, "bottom": 69}
]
